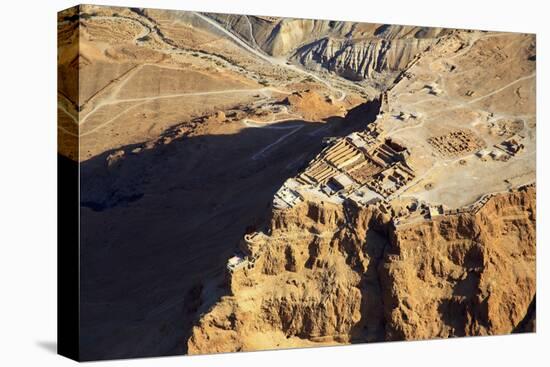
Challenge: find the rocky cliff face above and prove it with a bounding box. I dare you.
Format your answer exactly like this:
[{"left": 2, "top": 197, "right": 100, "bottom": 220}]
[
  {"left": 187, "top": 201, "right": 390, "bottom": 353},
  {"left": 381, "top": 186, "right": 536, "bottom": 339},
  {"left": 187, "top": 186, "right": 535, "bottom": 354},
  {"left": 291, "top": 37, "right": 436, "bottom": 81},
  {"left": 204, "top": 13, "right": 450, "bottom": 81}
]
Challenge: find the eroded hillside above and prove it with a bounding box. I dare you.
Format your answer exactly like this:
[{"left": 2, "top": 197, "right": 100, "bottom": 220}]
[{"left": 189, "top": 186, "right": 535, "bottom": 353}]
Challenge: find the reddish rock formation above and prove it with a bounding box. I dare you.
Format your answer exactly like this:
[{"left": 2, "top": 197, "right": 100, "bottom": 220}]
[
  {"left": 381, "top": 186, "right": 536, "bottom": 340},
  {"left": 188, "top": 186, "right": 535, "bottom": 354}
]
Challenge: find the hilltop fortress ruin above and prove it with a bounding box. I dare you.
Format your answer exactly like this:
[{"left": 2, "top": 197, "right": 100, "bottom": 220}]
[{"left": 192, "top": 25, "right": 535, "bottom": 353}]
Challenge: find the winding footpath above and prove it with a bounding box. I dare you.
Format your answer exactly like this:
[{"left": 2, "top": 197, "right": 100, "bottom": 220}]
[
  {"left": 192, "top": 12, "right": 346, "bottom": 101},
  {"left": 60, "top": 12, "right": 348, "bottom": 140}
]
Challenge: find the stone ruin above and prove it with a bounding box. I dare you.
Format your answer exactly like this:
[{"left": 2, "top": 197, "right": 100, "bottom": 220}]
[
  {"left": 476, "top": 134, "right": 525, "bottom": 162},
  {"left": 427, "top": 129, "right": 485, "bottom": 158}
]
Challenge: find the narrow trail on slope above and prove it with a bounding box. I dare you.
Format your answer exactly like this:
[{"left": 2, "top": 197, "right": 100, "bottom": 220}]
[
  {"left": 192, "top": 12, "right": 347, "bottom": 101},
  {"left": 64, "top": 88, "right": 287, "bottom": 137},
  {"left": 79, "top": 64, "right": 143, "bottom": 115},
  {"left": 57, "top": 101, "right": 78, "bottom": 124},
  {"left": 79, "top": 58, "right": 291, "bottom": 126},
  {"left": 429, "top": 72, "right": 536, "bottom": 116},
  {"left": 245, "top": 16, "right": 260, "bottom": 50},
  {"left": 386, "top": 71, "right": 536, "bottom": 137},
  {"left": 242, "top": 119, "right": 302, "bottom": 129},
  {"left": 251, "top": 126, "right": 304, "bottom": 160},
  {"left": 71, "top": 11, "right": 351, "bottom": 140}
]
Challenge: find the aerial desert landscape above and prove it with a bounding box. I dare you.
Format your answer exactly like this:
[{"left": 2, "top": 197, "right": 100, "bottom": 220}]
[{"left": 58, "top": 4, "right": 536, "bottom": 360}]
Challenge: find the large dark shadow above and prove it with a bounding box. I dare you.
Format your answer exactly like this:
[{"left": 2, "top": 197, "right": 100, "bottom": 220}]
[
  {"left": 79, "top": 99, "right": 381, "bottom": 361},
  {"left": 513, "top": 295, "right": 536, "bottom": 333}
]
